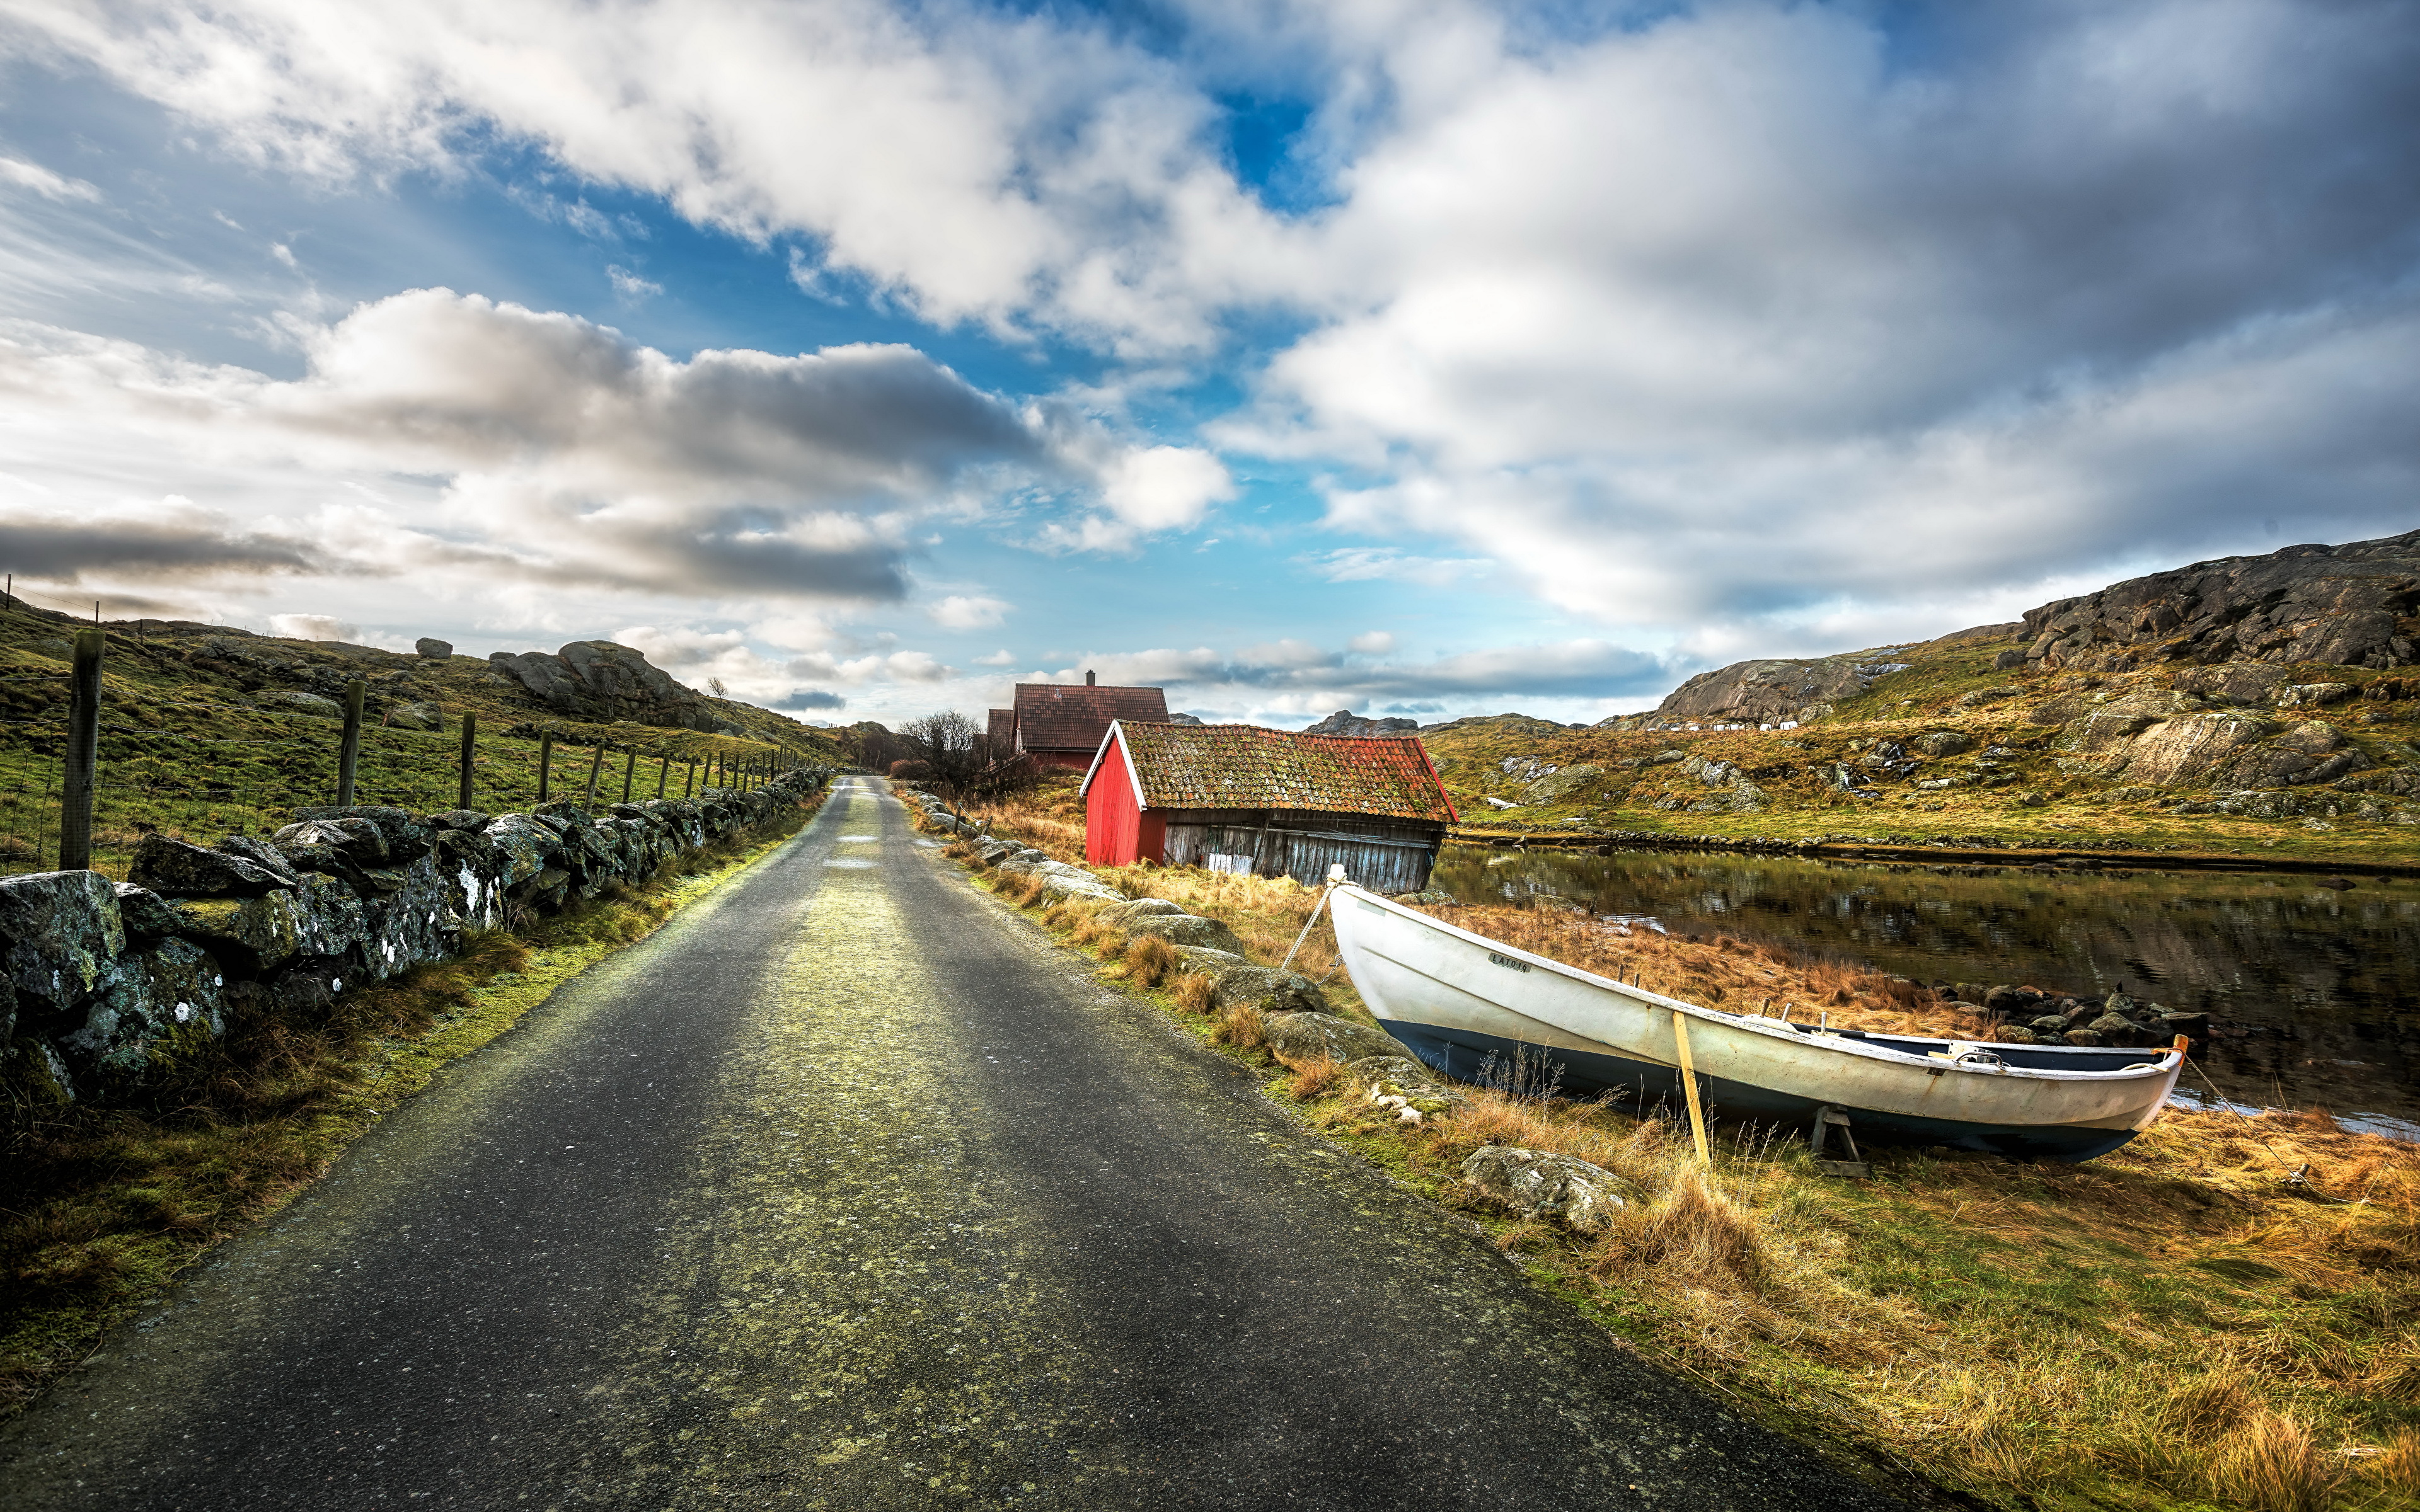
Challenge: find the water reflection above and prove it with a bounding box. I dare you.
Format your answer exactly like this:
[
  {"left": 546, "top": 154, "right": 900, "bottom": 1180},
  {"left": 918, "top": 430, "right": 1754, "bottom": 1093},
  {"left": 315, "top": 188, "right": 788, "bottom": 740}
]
[{"left": 1432, "top": 845, "right": 2420, "bottom": 1127}]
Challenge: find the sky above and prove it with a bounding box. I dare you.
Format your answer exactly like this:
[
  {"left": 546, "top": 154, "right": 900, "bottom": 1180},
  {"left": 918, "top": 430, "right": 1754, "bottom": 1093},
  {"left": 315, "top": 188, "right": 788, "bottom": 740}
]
[{"left": 0, "top": 0, "right": 2414, "bottom": 729}]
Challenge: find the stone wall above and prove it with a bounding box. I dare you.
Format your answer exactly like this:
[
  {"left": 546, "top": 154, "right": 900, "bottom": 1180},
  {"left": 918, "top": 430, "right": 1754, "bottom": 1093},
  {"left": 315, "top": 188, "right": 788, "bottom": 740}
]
[{"left": 0, "top": 770, "right": 825, "bottom": 1104}]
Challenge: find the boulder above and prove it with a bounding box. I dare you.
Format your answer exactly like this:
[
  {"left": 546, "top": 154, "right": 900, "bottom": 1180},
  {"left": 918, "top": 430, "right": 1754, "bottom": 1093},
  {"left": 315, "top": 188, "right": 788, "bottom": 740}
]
[
  {"left": 1460, "top": 1145, "right": 1635, "bottom": 1232},
  {"left": 2062, "top": 1029, "right": 2107, "bottom": 1047},
  {"left": 2087, "top": 1011, "right": 2145, "bottom": 1041},
  {"left": 1349, "top": 1054, "right": 1451, "bottom": 1092},
  {"left": 261, "top": 689, "right": 345, "bottom": 718},
  {"left": 216, "top": 835, "right": 304, "bottom": 888},
  {"left": 2028, "top": 1015, "right": 2071, "bottom": 1035},
  {"left": 481, "top": 815, "right": 562, "bottom": 891},
  {"left": 485, "top": 640, "right": 722, "bottom": 732},
  {"left": 1262, "top": 1011, "right": 1405, "bottom": 1065},
  {"left": 1205, "top": 965, "right": 1330, "bottom": 1017},
  {"left": 1995, "top": 1026, "right": 2042, "bottom": 1045},
  {"left": 166, "top": 875, "right": 366, "bottom": 976},
  {"left": 387, "top": 701, "right": 445, "bottom": 730},
  {"left": 1122, "top": 913, "right": 1248, "bottom": 956},
  {"left": 112, "top": 883, "right": 187, "bottom": 942},
  {"left": 288, "top": 806, "right": 435, "bottom": 864},
  {"left": 0, "top": 870, "right": 127, "bottom": 1038},
  {"left": 57, "top": 938, "right": 227, "bottom": 1085},
  {"left": 1913, "top": 731, "right": 1973, "bottom": 758},
  {"left": 1172, "top": 946, "right": 1250, "bottom": 975},
  {"left": 415, "top": 637, "right": 454, "bottom": 659},
  {"left": 2276, "top": 682, "right": 2354, "bottom": 709},
  {"left": 357, "top": 854, "right": 463, "bottom": 979},
  {"left": 128, "top": 834, "right": 294, "bottom": 898},
  {"left": 1098, "top": 897, "right": 1189, "bottom": 929}
]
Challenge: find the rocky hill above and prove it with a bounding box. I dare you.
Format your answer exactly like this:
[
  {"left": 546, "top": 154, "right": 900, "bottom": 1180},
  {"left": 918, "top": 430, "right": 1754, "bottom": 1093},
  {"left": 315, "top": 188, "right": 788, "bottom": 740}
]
[{"left": 1419, "top": 529, "right": 2420, "bottom": 859}]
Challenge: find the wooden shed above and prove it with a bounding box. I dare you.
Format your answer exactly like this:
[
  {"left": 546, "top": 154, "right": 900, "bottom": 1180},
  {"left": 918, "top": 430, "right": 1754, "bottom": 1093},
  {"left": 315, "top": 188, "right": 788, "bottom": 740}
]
[
  {"left": 986, "top": 672, "right": 1168, "bottom": 770},
  {"left": 1081, "top": 721, "right": 1459, "bottom": 894}
]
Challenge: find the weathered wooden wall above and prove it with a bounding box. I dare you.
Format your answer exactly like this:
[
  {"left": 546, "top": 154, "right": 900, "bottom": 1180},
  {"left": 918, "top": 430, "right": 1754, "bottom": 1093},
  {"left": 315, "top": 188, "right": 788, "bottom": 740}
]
[{"left": 1160, "top": 808, "right": 1443, "bottom": 893}]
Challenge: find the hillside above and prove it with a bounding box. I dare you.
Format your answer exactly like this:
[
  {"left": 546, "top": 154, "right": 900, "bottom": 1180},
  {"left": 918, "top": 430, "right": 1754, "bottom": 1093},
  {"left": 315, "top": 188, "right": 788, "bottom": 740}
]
[
  {"left": 0, "top": 603, "right": 855, "bottom": 880},
  {"left": 1419, "top": 530, "right": 2420, "bottom": 862}
]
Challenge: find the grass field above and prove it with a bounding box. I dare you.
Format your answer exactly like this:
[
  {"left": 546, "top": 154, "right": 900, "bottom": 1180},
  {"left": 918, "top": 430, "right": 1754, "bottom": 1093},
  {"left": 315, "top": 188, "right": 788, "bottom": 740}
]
[{"left": 933, "top": 786, "right": 2420, "bottom": 1512}]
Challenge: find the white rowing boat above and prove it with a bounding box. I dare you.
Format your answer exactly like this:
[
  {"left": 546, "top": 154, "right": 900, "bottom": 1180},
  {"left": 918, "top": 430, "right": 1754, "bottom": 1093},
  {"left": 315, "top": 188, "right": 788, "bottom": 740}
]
[{"left": 1328, "top": 884, "right": 2184, "bottom": 1161}]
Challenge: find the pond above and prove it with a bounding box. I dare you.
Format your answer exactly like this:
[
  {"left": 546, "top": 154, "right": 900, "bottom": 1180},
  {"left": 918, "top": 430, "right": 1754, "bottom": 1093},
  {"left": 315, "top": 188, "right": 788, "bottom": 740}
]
[{"left": 1431, "top": 844, "right": 2420, "bottom": 1135}]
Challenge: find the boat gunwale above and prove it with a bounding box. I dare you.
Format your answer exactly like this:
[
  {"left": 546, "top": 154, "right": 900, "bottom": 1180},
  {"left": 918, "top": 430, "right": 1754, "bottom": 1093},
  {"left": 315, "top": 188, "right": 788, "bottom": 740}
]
[{"left": 1337, "top": 885, "right": 2183, "bottom": 1089}]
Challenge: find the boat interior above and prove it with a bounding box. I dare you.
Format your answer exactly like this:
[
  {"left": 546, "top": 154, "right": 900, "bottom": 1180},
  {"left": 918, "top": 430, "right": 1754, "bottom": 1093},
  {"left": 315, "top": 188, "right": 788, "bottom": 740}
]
[{"left": 1786, "top": 1023, "right": 2172, "bottom": 1074}]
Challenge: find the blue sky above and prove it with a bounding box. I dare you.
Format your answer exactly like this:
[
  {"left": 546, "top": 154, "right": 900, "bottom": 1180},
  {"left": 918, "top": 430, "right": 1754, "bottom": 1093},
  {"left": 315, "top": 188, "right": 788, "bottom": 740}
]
[{"left": 2, "top": 0, "right": 2416, "bottom": 727}]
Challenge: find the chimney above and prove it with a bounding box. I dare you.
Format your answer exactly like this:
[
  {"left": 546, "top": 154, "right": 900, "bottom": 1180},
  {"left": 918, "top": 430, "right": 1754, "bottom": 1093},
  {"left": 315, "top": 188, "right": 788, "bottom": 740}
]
[{"left": 1085, "top": 668, "right": 1097, "bottom": 686}]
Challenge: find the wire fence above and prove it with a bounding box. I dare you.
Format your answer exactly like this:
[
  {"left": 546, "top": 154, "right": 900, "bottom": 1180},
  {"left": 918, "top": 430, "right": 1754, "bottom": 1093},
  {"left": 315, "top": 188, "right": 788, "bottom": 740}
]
[{"left": 0, "top": 666, "right": 798, "bottom": 884}]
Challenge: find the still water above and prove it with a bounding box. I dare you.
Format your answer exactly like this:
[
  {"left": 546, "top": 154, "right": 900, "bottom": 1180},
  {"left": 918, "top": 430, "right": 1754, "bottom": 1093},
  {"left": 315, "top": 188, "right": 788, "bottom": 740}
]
[{"left": 1432, "top": 845, "right": 2420, "bottom": 1132}]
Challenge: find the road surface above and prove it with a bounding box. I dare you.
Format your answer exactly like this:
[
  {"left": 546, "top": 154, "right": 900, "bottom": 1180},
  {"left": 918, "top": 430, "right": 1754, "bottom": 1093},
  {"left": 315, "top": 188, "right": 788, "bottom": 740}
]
[{"left": 1, "top": 778, "right": 1912, "bottom": 1510}]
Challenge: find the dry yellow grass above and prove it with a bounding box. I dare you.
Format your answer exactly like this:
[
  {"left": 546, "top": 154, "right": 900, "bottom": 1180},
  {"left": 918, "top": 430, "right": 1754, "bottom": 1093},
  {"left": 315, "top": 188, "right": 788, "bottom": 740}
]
[{"left": 926, "top": 791, "right": 2420, "bottom": 1511}]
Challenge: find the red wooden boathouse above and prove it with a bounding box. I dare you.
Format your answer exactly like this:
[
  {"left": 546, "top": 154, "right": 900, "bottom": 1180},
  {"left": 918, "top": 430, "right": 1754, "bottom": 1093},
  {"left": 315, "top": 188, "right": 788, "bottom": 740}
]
[{"left": 1081, "top": 721, "right": 1459, "bottom": 894}]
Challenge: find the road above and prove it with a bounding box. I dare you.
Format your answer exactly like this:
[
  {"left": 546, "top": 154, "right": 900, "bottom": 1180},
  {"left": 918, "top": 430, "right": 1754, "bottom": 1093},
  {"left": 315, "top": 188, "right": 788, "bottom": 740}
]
[{"left": 1, "top": 778, "right": 1912, "bottom": 1510}]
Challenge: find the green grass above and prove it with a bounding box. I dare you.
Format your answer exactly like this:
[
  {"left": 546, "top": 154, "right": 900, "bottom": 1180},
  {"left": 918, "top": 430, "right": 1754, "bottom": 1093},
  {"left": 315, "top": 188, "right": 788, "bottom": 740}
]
[{"left": 0, "top": 607, "right": 841, "bottom": 881}]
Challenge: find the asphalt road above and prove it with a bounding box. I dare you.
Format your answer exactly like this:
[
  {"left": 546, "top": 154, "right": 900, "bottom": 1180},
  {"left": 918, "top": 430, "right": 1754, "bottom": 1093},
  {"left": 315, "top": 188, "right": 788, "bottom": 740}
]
[{"left": 1, "top": 779, "right": 1914, "bottom": 1511}]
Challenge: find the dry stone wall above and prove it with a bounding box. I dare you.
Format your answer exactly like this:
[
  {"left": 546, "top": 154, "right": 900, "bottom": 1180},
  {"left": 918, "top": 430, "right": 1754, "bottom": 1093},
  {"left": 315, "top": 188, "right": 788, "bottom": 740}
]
[{"left": 0, "top": 770, "right": 825, "bottom": 1104}]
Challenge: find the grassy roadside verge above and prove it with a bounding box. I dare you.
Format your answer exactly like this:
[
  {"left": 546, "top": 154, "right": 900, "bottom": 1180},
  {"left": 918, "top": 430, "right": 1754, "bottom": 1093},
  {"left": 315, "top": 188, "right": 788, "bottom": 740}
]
[
  {"left": 0, "top": 793, "right": 825, "bottom": 1419},
  {"left": 919, "top": 788, "right": 2420, "bottom": 1512}
]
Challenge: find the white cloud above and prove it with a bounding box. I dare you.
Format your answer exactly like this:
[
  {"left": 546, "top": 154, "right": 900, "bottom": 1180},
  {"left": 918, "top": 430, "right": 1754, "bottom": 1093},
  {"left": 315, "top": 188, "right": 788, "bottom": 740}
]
[
  {"left": 1347, "top": 630, "right": 1393, "bottom": 655},
  {"left": 930, "top": 593, "right": 1011, "bottom": 629},
  {"left": 269, "top": 612, "right": 357, "bottom": 641},
  {"left": 606, "top": 264, "right": 661, "bottom": 301},
  {"left": 0, "top": 156, "right": 102, "bottom": 203},
  {"left": 972, "top": 648, "right": 1016, "bottom": 666}
]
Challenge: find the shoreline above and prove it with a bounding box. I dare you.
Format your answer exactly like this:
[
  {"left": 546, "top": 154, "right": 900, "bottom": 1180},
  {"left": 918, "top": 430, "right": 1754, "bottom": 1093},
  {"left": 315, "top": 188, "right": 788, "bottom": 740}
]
[{"left": 1449, "top": 825, "right": 2420, "bottom": 877}]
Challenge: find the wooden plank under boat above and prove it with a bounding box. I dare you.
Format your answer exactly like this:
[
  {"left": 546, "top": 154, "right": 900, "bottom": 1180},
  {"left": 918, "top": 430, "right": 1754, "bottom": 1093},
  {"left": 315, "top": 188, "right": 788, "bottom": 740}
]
[{"left": 1328, "top": 884, "right": 2184, "bottom": 1162}]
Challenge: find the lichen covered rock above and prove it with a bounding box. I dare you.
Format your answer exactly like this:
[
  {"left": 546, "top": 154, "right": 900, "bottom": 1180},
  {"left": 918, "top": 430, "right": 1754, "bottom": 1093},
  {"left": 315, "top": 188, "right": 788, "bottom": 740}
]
[
  {"left": 1262, "top": 1011, "right": 1404, "bottom": 1065},
  {"left": 1460, "top": 1145, "right": 1635, "bottom": 1232}
]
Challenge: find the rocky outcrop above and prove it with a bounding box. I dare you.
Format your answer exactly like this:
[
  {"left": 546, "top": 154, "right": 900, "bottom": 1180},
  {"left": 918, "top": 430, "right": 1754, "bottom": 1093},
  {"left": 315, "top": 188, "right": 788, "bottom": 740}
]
[
  {"left": 1300, "top": 709, "right": 1419, "bottom": 738},
  {"left": 2022, "top": 530, "right": 2420, "bottom": 673},
  {"left": 1650, "top": 654, "right": 1911, "bottom": 726},
  {"left": 415, "top": 638, "right": 454, "bottom": 659},
  {"left": 0, "top": 772, "right": 825, "bottom": 1102},
  {"left": 485, "top": 640, "right": 725, "bottom": 732}
]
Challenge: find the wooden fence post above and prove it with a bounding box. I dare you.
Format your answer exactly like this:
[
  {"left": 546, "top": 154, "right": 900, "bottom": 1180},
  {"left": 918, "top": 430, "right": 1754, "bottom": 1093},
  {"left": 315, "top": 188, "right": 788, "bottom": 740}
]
[
  {"left": 337, "top": 679, "right": 366, "bottom": 806},
  {"left": 59, "top": 627, "right": 103, "bottom": 871},
  {"left": 584, "top": 742, "right": 606, "bottom": 803},
  {"left": 655, "top": 754, "right": 669, "bottom": 799},
  {"left": 620, "top": 747, "right": 635, "bottom": 803},
  {"left": 684, "top": 760, "right": 695, "bottom": 798},
  {"left": 538, "top": 731, "right": 554, "bottom": 803},
  {"left": 458, "top": 712, "right": 477, "bottom": 810}
]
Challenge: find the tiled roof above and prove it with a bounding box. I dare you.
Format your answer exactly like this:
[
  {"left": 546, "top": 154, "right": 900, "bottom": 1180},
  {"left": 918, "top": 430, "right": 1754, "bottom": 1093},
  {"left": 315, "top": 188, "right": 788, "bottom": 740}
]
[
  {"left": 986, "top": 708, "right": 1017, "bottom": 753},
  {"left": 1105, "top": 723, "right": 1457, "bottom": 823},
  {"left": 1013, "top": 683, "right": 1168, "bottom": 752}
]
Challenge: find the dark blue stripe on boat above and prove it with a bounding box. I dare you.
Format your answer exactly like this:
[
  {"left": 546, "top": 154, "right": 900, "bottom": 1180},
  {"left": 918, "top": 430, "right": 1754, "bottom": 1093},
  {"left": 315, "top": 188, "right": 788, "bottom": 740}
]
[{"left": 1377, "top": 1019, "right": 2147, "bottom": 1162}]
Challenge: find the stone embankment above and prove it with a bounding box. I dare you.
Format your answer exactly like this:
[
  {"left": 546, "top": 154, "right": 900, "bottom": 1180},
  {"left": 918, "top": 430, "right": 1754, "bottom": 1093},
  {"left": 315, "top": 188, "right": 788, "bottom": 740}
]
[{"left": 2, "top": 770, "right": 826, "bottom": 1104}]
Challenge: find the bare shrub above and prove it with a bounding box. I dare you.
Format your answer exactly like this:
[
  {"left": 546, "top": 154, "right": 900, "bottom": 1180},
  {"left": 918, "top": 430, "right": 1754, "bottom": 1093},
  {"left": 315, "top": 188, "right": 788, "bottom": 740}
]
[
  {"left": 1596, "top": 1167, "right": 1768, "bottom": 1290},
  {"left": 1118, "top": 936, "right": 1178, "bottom": 988},
  {"left": 1172, "top": 970, "right": 1217, "bottom": 1016},
  {"left": 1288, "top": 1053, "right": 1344, "bottom": 1099},
  {"left": 1211, "top": 1002, "right": 1266, "bottom": 1051}
]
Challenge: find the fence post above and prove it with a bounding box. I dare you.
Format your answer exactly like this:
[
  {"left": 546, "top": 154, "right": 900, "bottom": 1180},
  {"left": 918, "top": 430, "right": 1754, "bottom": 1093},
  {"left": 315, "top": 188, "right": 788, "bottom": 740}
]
[
  {"left": 655, "top": 754, "right": 669, "bottom": 799},
  {"left": 538, "top": 731, "right": 553, "bottom": 803},
  {"left": 458, "top": 712, "right": 477, "bottom": 810},
  {"left": 684, "top": 760, "right": 695, "bottom": 798},
  {"left": 584, "top": 742, "right": 606, "bottom": 804},
  {"left": 620, "top": 748, "right": 635, "bottom": 803},
  {"left": 335, "top": 680, "right": 366, "bottom": 806},
  {"left": 59, "top": 627, "right": 103, "bottom": 871}
]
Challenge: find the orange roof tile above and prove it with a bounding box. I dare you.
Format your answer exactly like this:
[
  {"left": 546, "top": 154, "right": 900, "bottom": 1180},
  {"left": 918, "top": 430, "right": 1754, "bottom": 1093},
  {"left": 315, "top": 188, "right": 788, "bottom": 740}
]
[{"left": 1100, "top": 723, "right": 1456, "bottom": 823}]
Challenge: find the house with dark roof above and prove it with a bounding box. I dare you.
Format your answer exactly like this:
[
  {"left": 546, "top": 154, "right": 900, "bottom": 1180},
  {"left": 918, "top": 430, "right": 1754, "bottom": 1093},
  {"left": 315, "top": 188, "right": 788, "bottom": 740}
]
[
  {"left": 987, "top": 671, "right": 1168, "bottom": 770},
  {"left": 1080, "top": 721, "right": 1459, "bottom": 894}
]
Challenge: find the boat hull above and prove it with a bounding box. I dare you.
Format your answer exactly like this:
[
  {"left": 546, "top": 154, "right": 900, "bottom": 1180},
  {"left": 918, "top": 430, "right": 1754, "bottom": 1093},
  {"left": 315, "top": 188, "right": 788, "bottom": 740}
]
[{"left": 1330, "top": 887, "right": 2182, "bottom": 1162}]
